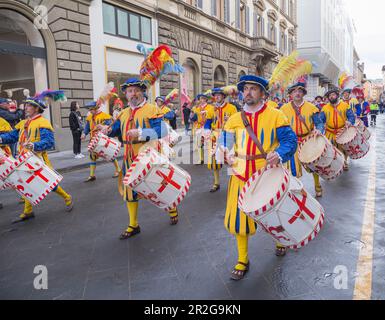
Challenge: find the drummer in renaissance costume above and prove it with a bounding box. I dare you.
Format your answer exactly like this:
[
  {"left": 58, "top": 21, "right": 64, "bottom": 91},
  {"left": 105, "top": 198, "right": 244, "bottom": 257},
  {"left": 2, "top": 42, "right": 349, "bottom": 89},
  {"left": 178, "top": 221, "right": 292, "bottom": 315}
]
[
  {"left": 341, "top": 89, "right": 358, "bottom": 113},
  {"left": 206, "top": 88, "right": 237, "bottom": 193},
  {"left": 155, "top": 96, "right": 176, "bottom": 125},
  {"left": 0, "top": 98, "right": 73, "bottom": 222},
  {"left": 281, "top": 82, "right": 325, "bottom": 198},
  {"left": 319, "top": 89, "right": 356, "bottom": 171},
  {"left": 82, "top": 101, "right": 121, "bottom": 182},
  {"left": 99, "top": 78, "right": 176, "bottom": 239},
  {"left": 190, "top": 94, "right": 215, "bottom": 165},
  {"left": 355, "top": 95, "right": 370, "bottom": 128},
  {"left": 217, "top": 75, "right": 297, "bottom": 280},
  {"left": 0, "top": 116, "right": 13, "bottom": 156}
]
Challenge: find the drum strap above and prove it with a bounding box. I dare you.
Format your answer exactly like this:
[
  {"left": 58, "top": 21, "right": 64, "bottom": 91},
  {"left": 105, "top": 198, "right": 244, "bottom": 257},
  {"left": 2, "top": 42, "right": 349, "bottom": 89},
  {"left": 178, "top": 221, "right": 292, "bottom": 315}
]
[
  {"left": 240, "top": 111, "right": 267, "bottom": 159},
  {"left": 234, "top": 152, "right": 266, "bottom": 161},
  {"left": 291, "top": 102, "right": 311, "bottom": 133}
]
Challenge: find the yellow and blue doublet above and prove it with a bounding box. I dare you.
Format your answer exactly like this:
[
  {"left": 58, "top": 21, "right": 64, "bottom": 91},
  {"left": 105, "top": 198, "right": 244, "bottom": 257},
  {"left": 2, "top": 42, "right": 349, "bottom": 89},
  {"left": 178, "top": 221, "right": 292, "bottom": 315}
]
[
  {"left": 0, "top": 117, "right": 13, "bottom": 156},
  {"left": 109, "top": 102, "right": 167, "bottom": 202},
  {"left": 280, "top": 101, "right": 323, "bottom": 178},
  {"left": 219, "top": 104, "right": 297, "bottom": 236}
]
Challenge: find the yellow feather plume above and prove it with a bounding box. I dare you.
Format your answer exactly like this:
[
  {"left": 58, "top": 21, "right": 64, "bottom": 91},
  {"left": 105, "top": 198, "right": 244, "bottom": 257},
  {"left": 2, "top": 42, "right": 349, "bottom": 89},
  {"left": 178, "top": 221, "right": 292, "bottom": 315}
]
[{"left": 269, "top": 51, "right": 313, "bottom": 92}]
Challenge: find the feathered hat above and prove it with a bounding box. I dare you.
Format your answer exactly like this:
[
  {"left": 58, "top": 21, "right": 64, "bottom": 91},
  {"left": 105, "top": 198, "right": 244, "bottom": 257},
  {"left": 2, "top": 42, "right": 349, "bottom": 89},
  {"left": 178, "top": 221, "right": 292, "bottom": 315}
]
[
  {"left": 137, "top": 44, "right": 184, "bottom": 88},
  {"left": 269, "top": 51, "right": 313, "bottom": 94},
  {"left": 338, "top": 72, "right": 356, "bottom": 93},
  {"left": 35, "top": 89, "right": 67, "bottom": 102},
  {"left": 164, "top": 88, "right": 179, "bottom": 104}
]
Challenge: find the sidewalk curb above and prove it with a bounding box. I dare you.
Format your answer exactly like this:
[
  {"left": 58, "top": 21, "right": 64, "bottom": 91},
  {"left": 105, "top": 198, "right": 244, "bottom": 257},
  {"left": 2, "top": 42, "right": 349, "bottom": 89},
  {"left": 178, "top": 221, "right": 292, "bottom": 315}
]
[{"left": 56, "top": 156, "right": 124, "bottom": 174}]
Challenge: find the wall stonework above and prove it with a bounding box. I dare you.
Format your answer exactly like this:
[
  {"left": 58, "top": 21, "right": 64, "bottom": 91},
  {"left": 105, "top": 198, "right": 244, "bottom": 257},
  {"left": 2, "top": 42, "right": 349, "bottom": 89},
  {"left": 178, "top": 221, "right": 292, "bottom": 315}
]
[{"left": 158, "top": 18, "right": 251, "bottom": 95}]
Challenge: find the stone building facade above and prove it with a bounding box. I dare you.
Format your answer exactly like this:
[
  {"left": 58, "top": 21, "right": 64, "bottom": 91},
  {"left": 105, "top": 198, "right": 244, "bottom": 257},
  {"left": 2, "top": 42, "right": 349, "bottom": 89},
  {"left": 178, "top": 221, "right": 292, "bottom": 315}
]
[
  {"left": 0, "top": 0, "right": 93, "bottom": 150},
  {"left": 156, "top": 0, "right": 297, "bottom": 98}
]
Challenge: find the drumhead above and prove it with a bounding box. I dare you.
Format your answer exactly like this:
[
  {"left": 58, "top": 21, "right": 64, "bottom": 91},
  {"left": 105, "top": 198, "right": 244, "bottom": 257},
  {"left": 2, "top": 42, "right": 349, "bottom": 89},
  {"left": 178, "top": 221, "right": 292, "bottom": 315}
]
[
  {"left": 336, "top": 127, "right": 357, "bottom": 144},
  {"left": 240, "top": 166, "right": 289, "bottom": 214},
  {"left": 123, "top": 148, "right": 155, "bottom": 186},
  {"left": 290, "top": 176, "right": 303, "bottom": 191},
  {"left": 298, "top": 135, "right": 327, "bottom": 164}
]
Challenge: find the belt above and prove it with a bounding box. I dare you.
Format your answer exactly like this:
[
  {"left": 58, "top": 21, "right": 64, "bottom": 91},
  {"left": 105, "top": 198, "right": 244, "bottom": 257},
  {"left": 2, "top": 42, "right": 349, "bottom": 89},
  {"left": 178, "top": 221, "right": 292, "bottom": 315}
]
[
  {"left": 122, "top": 140, "right": 143, "bottom": 145},
  {"left": 235, "top": 152, "right": 266, "bottom": 161}
]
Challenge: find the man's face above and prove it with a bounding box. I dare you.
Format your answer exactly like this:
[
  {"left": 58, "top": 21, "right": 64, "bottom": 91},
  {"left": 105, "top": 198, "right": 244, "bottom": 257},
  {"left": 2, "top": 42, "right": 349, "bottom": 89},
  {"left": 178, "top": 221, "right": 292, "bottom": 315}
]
[
  {"left": 329, "top": 93, "right": 339, "bottom": 104},
  {"left": 316, "top": 98, "right": 322, "bottom": 104},
  {"left": 156, "top": 99, "right": 164, "bottom": 108},
  {"left": 25, "top": 104, "right": 39, "bottom": 118},
  {"left": 214, "top": 94, "right": 225, "bottom": 104},
  {"left": 243, "top": 84, "right": 264, "bottom": 106},
  {"left": 125, "top": 86, "right": 144, "bottom": 106},
  {"left": 292, "top": 88, "right": 305, "bottom": 101},
  {"left": 199, "top": 97, "right": 208, "bottom": 105},
  {"left": 343, "top": 92, "right": 350, "bottom": 100},
  {"left": 90, "top": 108, "right": 98, "bottom": 115}
]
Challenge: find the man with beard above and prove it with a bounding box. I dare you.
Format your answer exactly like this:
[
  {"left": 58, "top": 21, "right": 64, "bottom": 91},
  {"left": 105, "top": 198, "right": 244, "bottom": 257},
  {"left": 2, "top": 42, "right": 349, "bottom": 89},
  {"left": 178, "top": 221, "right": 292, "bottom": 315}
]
[
  {"left": 320, "top": 89, "right": 356, "bottom": 171},
  {"left": 0, "top": 98, "right": 73, "bottom": 222},
  {"left": 216, "top": 75, "right": 297, "bottom": 280},
  {"left": 281, "top": 83, "right": 325, "bottom": 198},
  {"left": 82, "top": 101, "right": 121, "bottom": 182},
  {"left": 98, "top": 78, "right": 175, "bottom": 238},
  {"left": 206, "top": 88, "right": 237, "bottom": 193}
]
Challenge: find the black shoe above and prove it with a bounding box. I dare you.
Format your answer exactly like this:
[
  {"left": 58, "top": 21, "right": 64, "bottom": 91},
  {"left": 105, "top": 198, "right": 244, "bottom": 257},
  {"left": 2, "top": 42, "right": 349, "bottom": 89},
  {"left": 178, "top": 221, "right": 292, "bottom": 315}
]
[
  {"left": 210, "top": 185, "right": 220, "bottom": 193},
  {"left": 119, "top": 226, "right": 141, "bottom": 240},
  {"left": 12, "top": 212, "right": 35, "bottom": 224},
  {"left": 84, "top": 176, "right": 96, "bottom": 183}
]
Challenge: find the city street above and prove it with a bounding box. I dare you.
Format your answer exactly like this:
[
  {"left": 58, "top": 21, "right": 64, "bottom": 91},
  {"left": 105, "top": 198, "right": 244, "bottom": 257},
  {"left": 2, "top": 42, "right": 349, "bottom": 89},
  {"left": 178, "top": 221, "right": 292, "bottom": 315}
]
[{"left": 0, "top": 116, "right": 384, "bottom": 300}]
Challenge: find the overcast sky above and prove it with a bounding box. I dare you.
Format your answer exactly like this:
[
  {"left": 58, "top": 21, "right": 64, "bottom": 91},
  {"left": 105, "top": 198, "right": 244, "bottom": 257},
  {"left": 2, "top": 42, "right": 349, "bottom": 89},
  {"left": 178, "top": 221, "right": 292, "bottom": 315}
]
[{"left": 348, "top": 0, "right": 385, "bottom": 80}]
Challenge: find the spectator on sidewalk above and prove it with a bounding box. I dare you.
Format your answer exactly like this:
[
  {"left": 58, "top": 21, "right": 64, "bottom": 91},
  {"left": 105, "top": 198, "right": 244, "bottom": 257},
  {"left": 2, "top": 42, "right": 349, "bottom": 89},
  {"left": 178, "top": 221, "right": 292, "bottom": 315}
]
[
  {"left": 69, "top": 101, "right": 85, "bottom": 159},
  {"left": 182, "top": 102, "right": 191, "bottom": 135}
]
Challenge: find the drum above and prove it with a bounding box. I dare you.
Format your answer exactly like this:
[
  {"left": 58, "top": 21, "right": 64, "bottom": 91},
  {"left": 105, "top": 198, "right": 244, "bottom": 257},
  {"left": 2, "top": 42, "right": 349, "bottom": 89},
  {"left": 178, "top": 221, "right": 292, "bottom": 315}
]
[
  {"left": 307, "top": 148, "right": 345, "bottom": 181},
  {"left": 238, "top": 165, "right": 325, "bottom": 249},
  {"left": 0, "top": 152, "right": 63, "bottom": 205},
  {"left": 298, "top": 133, "right": 345, "bottom": 181},
  {"left": 336, "top": 126, "right": 370, "bottom": 160},
  {"left": 88, "top": 132, "right": 121, "bottom": 161},
  {"left": 159, "top": 139, "right": 176, "bottom": 159},
  {"left": 298, "top": 133, "right": 335, "bottom": 168},
  {"left": 162, "top": 123, "right": 182, "bottom": 147},
  {"left": 123, "top": 147, "right": 191, "bottom": 211},
  {"left": 355, "top": 118, "right": 371, "bottom": 140}
]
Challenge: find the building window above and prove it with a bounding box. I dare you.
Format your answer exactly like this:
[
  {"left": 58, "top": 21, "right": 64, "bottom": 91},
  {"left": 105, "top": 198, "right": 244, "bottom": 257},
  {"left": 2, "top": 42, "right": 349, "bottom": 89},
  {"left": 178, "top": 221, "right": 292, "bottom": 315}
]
[
  {"left": 214, "top": 65, "right": 227, "bottom": 88},
  {"left": 183, "top": 58, "right": 199, "bottom": 99},
  {"left": 102, "top": 2, "right": 152, "bottom": 44},
  {"left": 240, "top": 1, "right": 246, "bottom": 32}
]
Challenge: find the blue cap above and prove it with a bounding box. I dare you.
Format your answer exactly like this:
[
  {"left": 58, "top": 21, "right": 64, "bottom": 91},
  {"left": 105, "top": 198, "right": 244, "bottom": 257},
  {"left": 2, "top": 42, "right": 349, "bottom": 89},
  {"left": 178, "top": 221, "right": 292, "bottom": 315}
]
[
  {"left": 196, "top": 94, "right": 209, "bottom": 100},
  {"left": 212, "top": 88, "right": 226, "bottom": 96},
  {"left": 0, "top": 98, "right": 9, "bottom": 104},
  {"left": 237, "top": 75, "right": 269, "bottom": 93},
  {"left": 155, "top": 96, "right": 165, "bottom": 102},
  {"left": 84, "top": 101, "right": 99, "bottom": 109},
  {"left": 24, "top": 98, "right": 47, "bottom": 110},
  {"left": 288, "top": 82, "right": 307, "bottom": 95},
  {"left": 120, "top": 78, "right": 147, "bottom": 92}
]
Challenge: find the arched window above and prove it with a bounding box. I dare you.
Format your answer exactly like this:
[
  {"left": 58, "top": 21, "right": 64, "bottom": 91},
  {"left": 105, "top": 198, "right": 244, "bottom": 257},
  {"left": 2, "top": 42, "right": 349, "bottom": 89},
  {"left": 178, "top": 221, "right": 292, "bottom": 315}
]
[
  {"left": 214, "top": 65, "right": 227, "bottom": 88},
  {"left": 182, "top": 58, "right": 199, "bottom": 99},
  {"left": 238, "top": 70, "right": 246, "bottom": 81},
  {"left": 0, "top": 9, "right": 49, "bottom": 119}
]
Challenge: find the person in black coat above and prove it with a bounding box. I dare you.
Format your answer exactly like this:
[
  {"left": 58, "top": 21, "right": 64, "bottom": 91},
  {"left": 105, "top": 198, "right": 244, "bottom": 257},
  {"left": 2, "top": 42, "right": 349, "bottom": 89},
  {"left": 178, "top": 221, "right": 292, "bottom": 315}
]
[
  {"left": 69, "top": 101, "right": 84, "bottom": 158},
  {"left": 182, "top": 102, "right": 191, "bottom": 135},
  {"left": 0, "top": 98, "right": 23, "bottom": 126}
]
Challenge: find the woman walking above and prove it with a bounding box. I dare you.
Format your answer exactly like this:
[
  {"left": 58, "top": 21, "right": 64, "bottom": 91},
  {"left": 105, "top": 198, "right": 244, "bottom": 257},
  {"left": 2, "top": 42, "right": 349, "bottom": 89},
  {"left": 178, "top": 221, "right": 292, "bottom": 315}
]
[{"left": 69, "top": 101, "right": 85, "bottom": 159}]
